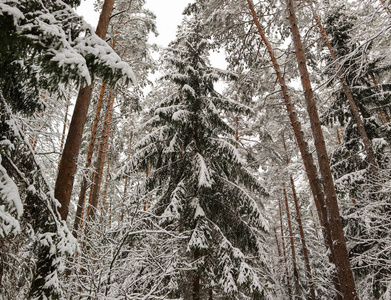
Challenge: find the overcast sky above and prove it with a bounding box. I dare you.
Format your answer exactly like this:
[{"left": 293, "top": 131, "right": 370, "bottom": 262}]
[
  {"left": 76, "top": 0, "right": 193, "bottom": 47},
  {"left": 76, "top": 0, "right": 226, "bottom": 90}
]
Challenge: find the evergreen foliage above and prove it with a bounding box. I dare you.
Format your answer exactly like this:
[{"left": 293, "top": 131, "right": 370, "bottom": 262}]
[
  {"left": 127, "top": 6, "right": 270, "bottom": 298},
  {"left": 0, "top": 0, "right": 134, "bottom": 298},
  {"left": 0, "top": 0, "right": 134, "bottom": 116},
  {"left": 322, "top": 5, "right": 391, "bottom": 192},
  {"left": 320, "top": 4, "right": 391, "bottom": 298},
  {"left": 1, "top": 0, "right": 391, "bottom": 298},
  {"left": 0, "top": 95, "right": 76, "bottom": 299}
]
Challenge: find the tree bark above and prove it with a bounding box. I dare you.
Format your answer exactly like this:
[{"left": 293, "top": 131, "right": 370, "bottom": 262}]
[
  {"left": 55, "top": 0, "right": 116, "bottom": 221},
  {"left": 245, "top": 1, "right": 343, "bottom": 296},
  {"left": 72, "top": 82, "right": 106, "bottom": 237},
  {"left": 306, "top": 0, "right": 378, "bottom": 175},
  {"left": 121, "top": 132, "right": 133, "bottom": 222},
  {"left": 283, "top": 185, "right": 301, "bottom": 298},
  {"left": 283, "top": 135, "right": 315, "bottom": 300},
  {"left": 59, "top": 85, "right": 71, "bottom": 154},
  {"left": 285, "top": 0, "right": 358, "bottom": 298},
  {"left": 290, "top": 178, "right": 316, "bottom": 300},
  {"left": 100, "top": 145, "right": 112, "bottom": 225},
  {"left": 87, "top": 89, "right": 115, "bottom": 223},
  {"left": 278, "top": 198, "right": 293, "bottom": 300}
]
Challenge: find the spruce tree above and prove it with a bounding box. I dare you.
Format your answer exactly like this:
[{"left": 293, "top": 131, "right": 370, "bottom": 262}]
[{"left": 129, "top": 5, "right": 270, "bottom": 299}]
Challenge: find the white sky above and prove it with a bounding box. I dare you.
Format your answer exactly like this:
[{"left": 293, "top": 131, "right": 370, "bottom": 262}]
[
  {"left": 76, "top": 0, "right": 227, "bottom": 90},
  {"left": 76, "top": 0, "right": 192, "bottom": 47}
]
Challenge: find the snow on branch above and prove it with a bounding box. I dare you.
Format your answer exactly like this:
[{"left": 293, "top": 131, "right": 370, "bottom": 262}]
[
  {"left": 194, "top": 153, "right": 213, "bottom": 188},
  {"left": 0, "top": 156, "right": 22, "bottom": 238}
]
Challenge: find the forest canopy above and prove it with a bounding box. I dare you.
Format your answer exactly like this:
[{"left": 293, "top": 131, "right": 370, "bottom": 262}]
[{"left": 0, "top": 0, "right": 390, "bottom": 299}]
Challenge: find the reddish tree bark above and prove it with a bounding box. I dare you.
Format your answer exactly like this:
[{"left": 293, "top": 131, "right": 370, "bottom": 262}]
[
  {"left": 278, "top": 198, "right": 293, "bottom": 300},
  {"left": 283, "top": 185, "right": 301, "bottom": 298},
  {"left": 59, "top": 86, "right": 72, "bottom": 154},
  {"left": 283, "top": 135, "right": 315, "bottom": 300},
  {"left": 55, "top": 0, "right": 116, "bottom": 221},
  {"left": 245, "top": 1, "right": 343, "bottom": 296},
  {"left": 72, "top": 82, "right": 106, "bottom": 237},
  {"left": 87, "top": 89, "right": 115, "bottom": 223},
  {"left": 285, "top": 0, "right": 358, "bottom": 298},
  {"left": 306, "top": 0, "right": 377, "bottom": 175}
]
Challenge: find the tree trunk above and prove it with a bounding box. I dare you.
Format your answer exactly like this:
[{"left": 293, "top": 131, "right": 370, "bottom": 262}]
[
  {"left": 74, "top": 33, "right": 120, "bottom": 236},
  {"left": 283, "top": 135, "right": 315, "bottom": 300},
  {"left": 235, "top": 95, "right": 239, "bottom": 148},
  {"left": 285, "top": 0, "right": 358, "bottom": 298},
  {"left": 87, "top": 89, "right": 115, "bottom": 224},
  {"left": 278, "top": 198, "right": 293, "bottom": 300},
  {"left": 245, "top": 1, "right": 343, "bottom": 296},
  {"left": 274, "top": 227, "right": 282, "bottom": 259},
  {"left": 121, "top": 132, "right": 133, "bottom": 222},
  {"left": 290, "top": 178, "right": 316, "bottom": 300},
  {"left": 55, "top": 0, "right": 116, "bottom": 221},
  {"left": 208, "top": 288, "right": 213, "bottom": 300},
  {"left": 59, "top": 85, "right": 71, "bottom": 154},
  {"left": 306, "top": 0, "right": 377, "bottom": 176},
  {"left": 100, "top": 145, "right": 112, "bottom": 230},
  {"left": 72, "top": 82, "right": 106, "bottom": 238},
  {"left": 283, "top": 185, "right": 301, "bottom": 298}
]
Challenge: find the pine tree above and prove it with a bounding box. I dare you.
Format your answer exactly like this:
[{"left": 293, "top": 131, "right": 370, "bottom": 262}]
[
  {"left": 320, "top": 5, "right": 391, "bottom": 298},
  {"left": 0, "top": 0, "right": 134, "bottom": 297},
  {"left": 128, "top": 6, "right": 270, "bottom": 298}
]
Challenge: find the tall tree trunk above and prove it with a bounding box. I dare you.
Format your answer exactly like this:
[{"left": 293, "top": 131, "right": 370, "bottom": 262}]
[
  {"left": 283, "top": 135, "right": 315, "bottom": 300},
  {"left": 283, "top": 185, "right": 301, "bottom": 298},
  {"left": 290, "top": 177, "right": 316, "bottom": 300},
  {"left": 59, "top": 85, "right": 72, "bottom": 154},
  {"left": 87, "top": 89, "right": 115, "bottom": 224},
  {"left": 285, "top": 0, "right": 358, "bottom": 298},
  {"left": 100, "top": 145, "right": 112, "bottom": 229},
  {"left": 245, "top": 1, "right": 343, "bottom": 296},
  {"left": 74, "top": 29, "right": 121, "bottom": 235},
  {"left": 55, "top": 0, "right": 116, "bottom": 221},
  {"left": 274, "top": 227, "right": 282, "bottom": 259},
  {"left": 278, "top": 198, "right": 293, "bottom": 300},
  {"left": 121, "top": 132, "right": 133, "bottom": 222},
  {"left": 306, "top": 0, "right": 378, "bottom": 176},
  {"left": 73, "top": 82, "right": 106, "bottom": 238}
]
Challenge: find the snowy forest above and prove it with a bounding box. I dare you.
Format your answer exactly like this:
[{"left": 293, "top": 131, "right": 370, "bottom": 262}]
[{"left": 0, "top": 0, "right": 391, "bottom": 299}]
